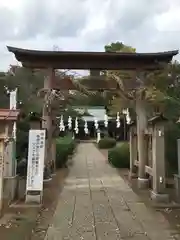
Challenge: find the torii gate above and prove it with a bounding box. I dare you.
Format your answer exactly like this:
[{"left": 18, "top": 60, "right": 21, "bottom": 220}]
[{"left": 7, "top": 46, "right": 177, "bottom": 189}]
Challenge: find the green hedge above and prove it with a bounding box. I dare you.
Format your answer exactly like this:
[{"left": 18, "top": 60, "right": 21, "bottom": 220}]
[
  {"left": 108, "top": 142, "right": 130, "bottom": 168},
  {"left": 165, "top": 122, "right": 180, "bottom": 175},
  {"left": 56, "top": 136, "right": 76, "bottom": 168},
  {"left": 98, "top": 137, "right": 116, "bottom": 149}
]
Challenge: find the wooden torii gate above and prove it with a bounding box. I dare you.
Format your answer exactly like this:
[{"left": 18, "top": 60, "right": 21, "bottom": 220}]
[{"left": 7, "top": 46, "right": 177, "bottom": 188}]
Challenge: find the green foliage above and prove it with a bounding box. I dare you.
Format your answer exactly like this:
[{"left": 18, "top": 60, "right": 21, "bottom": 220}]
[
  {"left": 56, "top": 136, "right": 76, "bottom": 168},
  {"left": 108, "top": 142, "right": 130, "bottom": 168},
  {"left": 105, "top": 41, "right": 136, "bottom": 53},
  {"left": 104, "top": 41, "right": 180, "bottom": 121},
  {"left": 5, "top": 67, "right": 44, "bottom": 113},
  {"left": 98, "top": 137, "right": 116, "bottom": 149},
  {"left": 165, "top": 122, "right": 180, "bottom": 175},
  {"left": 59, "top": 107, "right": 83, "bottom": 120},
  {"left": 16, "top": 116, "right": 30, "bottom": 160},
  {"left": 104, "top": 42, "right": 138, "bottom": 115},
  {"left": 71, "top": 92, "right": 107, "bottom": 106}
]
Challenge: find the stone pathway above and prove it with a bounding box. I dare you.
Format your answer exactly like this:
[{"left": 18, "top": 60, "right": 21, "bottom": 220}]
[{"left": 45, "top": 143, "right": 179, "bottom": 240}]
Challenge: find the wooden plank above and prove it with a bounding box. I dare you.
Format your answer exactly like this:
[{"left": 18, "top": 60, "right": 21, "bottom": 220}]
[
  {"left": 134, "top": 160, "right": 139, "bottom": 166},
  {"left": 133, "top": 161, "right": 153, "bottom": 176},
  {"left": 145, "top": 165, "right": 153, "bottom": 176}
]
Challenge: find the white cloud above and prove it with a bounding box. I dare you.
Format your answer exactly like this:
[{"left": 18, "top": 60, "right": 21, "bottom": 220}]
[
  {"left": 155, "top": 5, "right": 180, "bottom": 32},
  {"left": 0, "top": 0, "right": 179, "bottom": 71},
  {"left": 0, "top": 0, "right": 23, "bottom": 10}
]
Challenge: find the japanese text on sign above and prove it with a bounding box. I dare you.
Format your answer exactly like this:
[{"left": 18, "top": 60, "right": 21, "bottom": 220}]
[{"left": 26, "top": 130, "right": 45, "bottom": 191}]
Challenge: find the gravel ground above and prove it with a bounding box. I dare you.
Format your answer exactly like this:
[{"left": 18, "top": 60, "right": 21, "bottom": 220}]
[{"left": 0, "top": 168, "right": 68, "bottom": 240}]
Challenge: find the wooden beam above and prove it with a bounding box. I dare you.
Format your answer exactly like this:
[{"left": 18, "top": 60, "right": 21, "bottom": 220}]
[
  {"left": 7, "top": 46, "right": 178, "bottom": 70},
  {"left": 20, "top": 60, "right": 166, "bottom": 70}
]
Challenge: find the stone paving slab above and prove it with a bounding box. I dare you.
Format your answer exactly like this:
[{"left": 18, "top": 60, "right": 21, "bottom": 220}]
[{"left": 45, "top": 143, "right": 178, "bottom": 240}]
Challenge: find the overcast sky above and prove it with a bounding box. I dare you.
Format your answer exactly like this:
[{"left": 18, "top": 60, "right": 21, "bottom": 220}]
[{"left": 0, "top": 0, "right": 180, "bottom": 71}]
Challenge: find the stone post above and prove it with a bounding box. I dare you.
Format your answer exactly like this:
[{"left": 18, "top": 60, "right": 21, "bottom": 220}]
[
  {"left": 0, "top": 110, "right": 19, "bottom": 216},
  {"left": 4, "top": 141, "right": 13, "bottom": 177},
  {"left": 150, "top": 121, "right": 169, "bottom": 203}
]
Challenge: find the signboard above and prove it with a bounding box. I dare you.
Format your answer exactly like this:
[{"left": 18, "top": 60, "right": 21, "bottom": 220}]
[{"left": 26, "top": 130, "right": 46, "bottom": 191}]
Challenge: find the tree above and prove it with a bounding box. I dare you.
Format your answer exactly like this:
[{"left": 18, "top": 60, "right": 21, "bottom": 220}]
[
  {"left": 0, "top": 66, "right": 45, "bottom": 113},
  {"left": 104, "top": 41, "right": 178, "bottom": 185},
  {"left": 105, "top": 41, "right": 136, "bottom": 53}
]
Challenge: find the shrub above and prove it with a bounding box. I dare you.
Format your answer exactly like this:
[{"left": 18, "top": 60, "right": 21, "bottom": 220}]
[
  {"left": 108, "top": 142, "right": 130, "bottom": 168},
  {"left": 98, "top": 137, "right": 116, "bottom": 149},
  {"left": 16, "top": 158, "right": 27, "bottom": 177},
  {"left": 56, "top": 136, "right": 76, "bottom": 168},
  {"left": 165, "top": 122, "right": 180, "bottom": 175}
]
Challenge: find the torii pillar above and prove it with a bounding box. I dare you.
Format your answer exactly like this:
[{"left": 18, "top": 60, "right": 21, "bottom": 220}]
[{"left": 42, "top": 69, "right": 55, "bottom": 178}]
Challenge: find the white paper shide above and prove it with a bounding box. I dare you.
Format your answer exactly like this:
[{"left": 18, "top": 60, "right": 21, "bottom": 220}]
[
  {"left": 10, "top": 89, "right": 17, "bottom": 140},
  {"left": 26, "top": 130, "right": 46, "bottom": 191}
]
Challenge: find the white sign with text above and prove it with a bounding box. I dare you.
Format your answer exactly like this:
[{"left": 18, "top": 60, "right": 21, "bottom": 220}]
[{"left": 26, "top": 130, "right": 46, "bottom": 191}]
